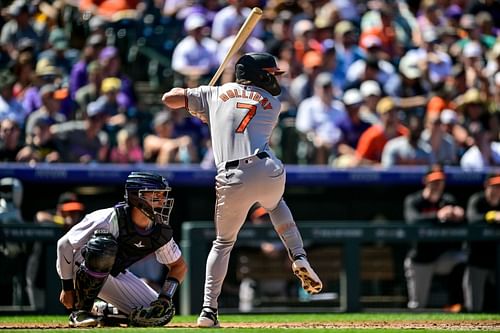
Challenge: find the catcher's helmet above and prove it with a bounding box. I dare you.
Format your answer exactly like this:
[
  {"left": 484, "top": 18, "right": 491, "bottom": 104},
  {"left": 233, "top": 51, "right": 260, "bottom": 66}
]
[
  {"left": 235, "top": 52, "right": 285, "bottom": 96},
  {"left": 125, "top": 172, "right": 174, "bottom": 226}
]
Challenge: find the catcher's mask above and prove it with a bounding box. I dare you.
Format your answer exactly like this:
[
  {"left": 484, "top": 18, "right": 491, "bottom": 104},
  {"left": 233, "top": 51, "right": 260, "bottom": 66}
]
[
  {"left": 124, "top": 172, "right": 174, "bottom": 226},
  {"left": 235, "top": 52, "right": 285, "bottom": 96}
]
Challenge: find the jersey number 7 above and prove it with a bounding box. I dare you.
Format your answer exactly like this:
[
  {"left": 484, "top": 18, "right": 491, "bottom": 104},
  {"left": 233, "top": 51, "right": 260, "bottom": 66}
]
[{"left": 235, "top": 103, "right": 257, "bottom": 133}]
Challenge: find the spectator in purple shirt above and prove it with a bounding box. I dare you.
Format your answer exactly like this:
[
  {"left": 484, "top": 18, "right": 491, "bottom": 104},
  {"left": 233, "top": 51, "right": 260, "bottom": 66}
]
[
  {"left": 334, "top": 88, "right": 372, "bottom": 167},
  {"left": 68, "top": 34, "right": 105, "bottom": 100},
  {"left": 98, "top": 46, "right": 136, "bottom": 108}
]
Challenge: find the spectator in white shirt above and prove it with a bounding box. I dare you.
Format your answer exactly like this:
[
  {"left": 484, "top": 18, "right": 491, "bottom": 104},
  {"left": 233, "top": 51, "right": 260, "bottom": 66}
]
[
  {"left": 171, "top": 14, "right": 219, "bottom": 83},
  {"left": 210, "top": 0, "right": 263, "bottom": 42},
  {"left": 295, "top": 72, "right": 347, "bottom": 164}
]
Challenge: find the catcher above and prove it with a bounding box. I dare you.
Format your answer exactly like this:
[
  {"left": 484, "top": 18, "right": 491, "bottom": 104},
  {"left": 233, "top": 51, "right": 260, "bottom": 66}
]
[{"left": 56, "top": 172, "right": 187, "bottom": 327}]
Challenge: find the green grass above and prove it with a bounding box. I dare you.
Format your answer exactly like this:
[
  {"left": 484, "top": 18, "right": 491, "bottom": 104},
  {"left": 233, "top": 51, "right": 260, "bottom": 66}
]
[{"left": 0, "top": 313, "right": 499, "bottom": 332}]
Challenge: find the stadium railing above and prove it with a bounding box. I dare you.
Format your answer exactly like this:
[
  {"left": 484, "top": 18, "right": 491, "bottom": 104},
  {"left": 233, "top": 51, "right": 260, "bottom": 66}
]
[{"left": 181, "top": 221, "right": 500, "bottom": 315}]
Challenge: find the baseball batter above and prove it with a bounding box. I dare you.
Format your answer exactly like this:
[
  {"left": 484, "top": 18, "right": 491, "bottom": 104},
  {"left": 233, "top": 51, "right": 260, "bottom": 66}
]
[
  {"left": 56, "top": 172, "right": 187, "bottom": 327},
  {"left": 162, "top": 52, "right": 323, "bottom": 328}
]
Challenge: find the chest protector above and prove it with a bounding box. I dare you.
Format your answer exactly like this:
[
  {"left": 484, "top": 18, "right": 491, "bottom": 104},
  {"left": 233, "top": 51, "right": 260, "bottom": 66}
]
[{"left": 110, "top": 203, "right": 173, "bottom": 277}]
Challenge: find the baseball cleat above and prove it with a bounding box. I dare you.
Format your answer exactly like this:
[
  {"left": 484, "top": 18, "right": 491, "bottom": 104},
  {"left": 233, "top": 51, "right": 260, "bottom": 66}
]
[
  {"left": 292, "top": 257, "right": 323, "bottom": 294},
  {"left": 197, "top": 307, "right": 220, "bottom": 328},
  {"left": 69, "top": 310, "right": 102, "bottom": 328}
]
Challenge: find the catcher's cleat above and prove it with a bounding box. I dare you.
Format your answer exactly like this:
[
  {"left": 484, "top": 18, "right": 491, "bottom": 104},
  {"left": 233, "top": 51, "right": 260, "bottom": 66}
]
[
  {"left": 68, "top": 310, "right": 102, "bottom": 328},
  {"left": 292, "top": 257, "right": 323, "bottom": 294},
  {"left": 197, "top": 307, "right": 220, "bottom": 328}
]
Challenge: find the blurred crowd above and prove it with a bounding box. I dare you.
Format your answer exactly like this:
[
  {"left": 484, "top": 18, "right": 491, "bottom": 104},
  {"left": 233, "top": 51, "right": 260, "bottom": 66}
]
[{"left": 0, "top": 0, "right": 499, "bottom": 169}]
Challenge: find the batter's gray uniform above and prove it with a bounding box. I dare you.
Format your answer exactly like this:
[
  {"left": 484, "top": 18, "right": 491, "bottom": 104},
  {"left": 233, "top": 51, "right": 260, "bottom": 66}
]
[
  {"left": 56, "top": 208, "right": 182, "bottom": 314},
  {"left": 186, "top": 82, "right": 307, "bottom": 309}
]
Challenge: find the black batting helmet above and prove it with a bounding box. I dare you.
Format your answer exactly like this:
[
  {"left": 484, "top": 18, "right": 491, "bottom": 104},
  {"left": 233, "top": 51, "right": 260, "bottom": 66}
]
[
  {"left": 124, "top": 172, "right": 174, "bottom": 226},
  {"left": 235, "top": 52, "right": 285, "bottom": 96}
]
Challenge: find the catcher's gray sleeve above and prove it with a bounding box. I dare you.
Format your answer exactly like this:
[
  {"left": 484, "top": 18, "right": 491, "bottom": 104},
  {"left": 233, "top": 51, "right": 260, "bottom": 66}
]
[{"left": 56, "top": 233, "right": 74, "bottom": 280}]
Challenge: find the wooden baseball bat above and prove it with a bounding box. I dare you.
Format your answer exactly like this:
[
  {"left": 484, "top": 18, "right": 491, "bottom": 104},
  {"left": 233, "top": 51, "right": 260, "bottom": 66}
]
[{"left": 208, "top": 7, "right": 263, "bottom": 86}]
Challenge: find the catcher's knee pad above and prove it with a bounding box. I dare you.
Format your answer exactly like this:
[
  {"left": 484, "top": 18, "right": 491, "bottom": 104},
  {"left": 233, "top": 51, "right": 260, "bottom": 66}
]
[
  {"left": 82, "top": 230, "right": 118, "bottom": 273},
  {"left": 75, "top": 231, "right": 118, "bottom": 311}
]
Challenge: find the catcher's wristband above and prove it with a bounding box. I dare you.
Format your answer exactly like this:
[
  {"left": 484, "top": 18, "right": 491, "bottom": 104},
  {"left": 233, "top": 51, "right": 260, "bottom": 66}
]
[
  {"left": 61, "top": 279, "right": 74, "bottom": 291},
  {"left": 159, "top": 277, "right": 179, "bottom": 299}
]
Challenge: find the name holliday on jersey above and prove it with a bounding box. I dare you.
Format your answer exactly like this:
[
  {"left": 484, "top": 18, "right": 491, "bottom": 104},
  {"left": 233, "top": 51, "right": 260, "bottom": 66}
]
[{"left": 218, "top": 89, "right": 272, "bottom": 110}]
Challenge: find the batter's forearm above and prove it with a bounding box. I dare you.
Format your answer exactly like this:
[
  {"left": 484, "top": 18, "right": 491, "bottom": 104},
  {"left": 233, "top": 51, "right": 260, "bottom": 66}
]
[{"left": 162, "top": 88, "right": 186, "bottom": 109}]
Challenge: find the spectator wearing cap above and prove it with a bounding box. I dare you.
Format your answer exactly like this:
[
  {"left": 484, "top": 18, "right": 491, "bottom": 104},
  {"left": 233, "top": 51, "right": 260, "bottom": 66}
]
[
  {"left": 345, "top": 53, "right": 396, "bottom": 94},
  {"left": 24, "top": 83, "right": 67, "bottom": 138},
  {"left": 143, "top": 110, "right": 199, "bottom": 164},
  {"left": 210, "top": 0, "right": 263, "bottom": 42},
  {"left": 455, "top": 88, "right": 490, "bottom": 131},
  {"left": 295, "top": 72, "right": 347, "bottom": 164},
  {"left": 408, "top": 28, "right": 452, "bottom": 87},
  {"left": 289, "top": 50, "right": 325, "bottom": 107},
  {"left": 360, "top": 0, "right": 415, "bottom": 51},
  {"left": 69, "top": 34, "right": 105, "bottom": 100},
  {"left": 359, "top": 4, "right": 399, "bottom": 59},
  {"left": 333, "top": 88, "right": 371, "bottom": 167},
  {"left": 0, "top": 1, "right": 45, "bottom": 60},
  {"left": 50, "top": 98, "right": 109, "bottom": 163},
  {"left": 21, "top": 58, "right": 62, "bottom": 116},
  {"left": 463, "top": 173, "right": 500, "bottom": 313},
  {"left": 99, "top": 46, "right": 135, "bottom": 108},
  {"left": 359, "top": 80, "right": 382, "bottom": 125},
  {"left": 321, "top": 40, "right": 344, "bottom": 99},
  {"left": 438, "top": 108, "right": 469, "bottom": 158},
  {"left": 0, "top": 70, "right": 28, "bottom": 128},
  {"left": 339, "top": 88, "right": 371, "bottom": 149},
  {"left": 475, "top": 11, "right": 497, "bottom": 42},
  {"left": 460, "top": 41, "right": 489, "bottom": 90},
  {"left": 38, "top": 28, "right": 79, "bottom": 75},
  {"left": 454, "top": 14, "right": 496, "bottom": 53},
  {"left": 171, "top": 14, "right": 218, "bottom": 85},
  {"left": 421, "top": 112, "right": 458, "bottom": 166},
  {"left": 96, "top": 77, "right": 137, "bottom": 147},
  {"left": 332, "top": 20, "right": 364, "bottom": 89},
  {"left": 403, "top": 165, "right": 466, "bottom": 312},
  {"left": 354, "top": 96, "right": 408, "bottom": 166},
  {"left": 16, "top": 116, "right": 60, "bottom": 163},
  {"left": 381, "top": 114, "right": 431, "bottom": 167},
  {"left": 385, "top": 51, "right": 430, "bottom": 118},
  {"left": 0, "top": 119, "right": 23, "bottom": 162}
]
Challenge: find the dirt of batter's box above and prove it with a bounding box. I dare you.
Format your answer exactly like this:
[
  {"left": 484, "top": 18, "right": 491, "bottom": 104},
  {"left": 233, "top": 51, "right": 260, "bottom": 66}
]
[{"left": 1, "top": 320, "right": 500, "bottom": 330}]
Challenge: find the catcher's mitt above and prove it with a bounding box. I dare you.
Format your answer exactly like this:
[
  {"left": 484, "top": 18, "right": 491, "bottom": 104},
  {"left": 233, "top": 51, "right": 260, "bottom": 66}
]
[{"left": 128, "top": 298, "right": 175, "bottom": 327}]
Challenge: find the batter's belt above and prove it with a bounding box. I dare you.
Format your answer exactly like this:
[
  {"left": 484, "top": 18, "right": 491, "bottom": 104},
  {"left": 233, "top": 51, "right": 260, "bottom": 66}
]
[{"left": 224, "top": 151, "right": 269, "bottom": 170}]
